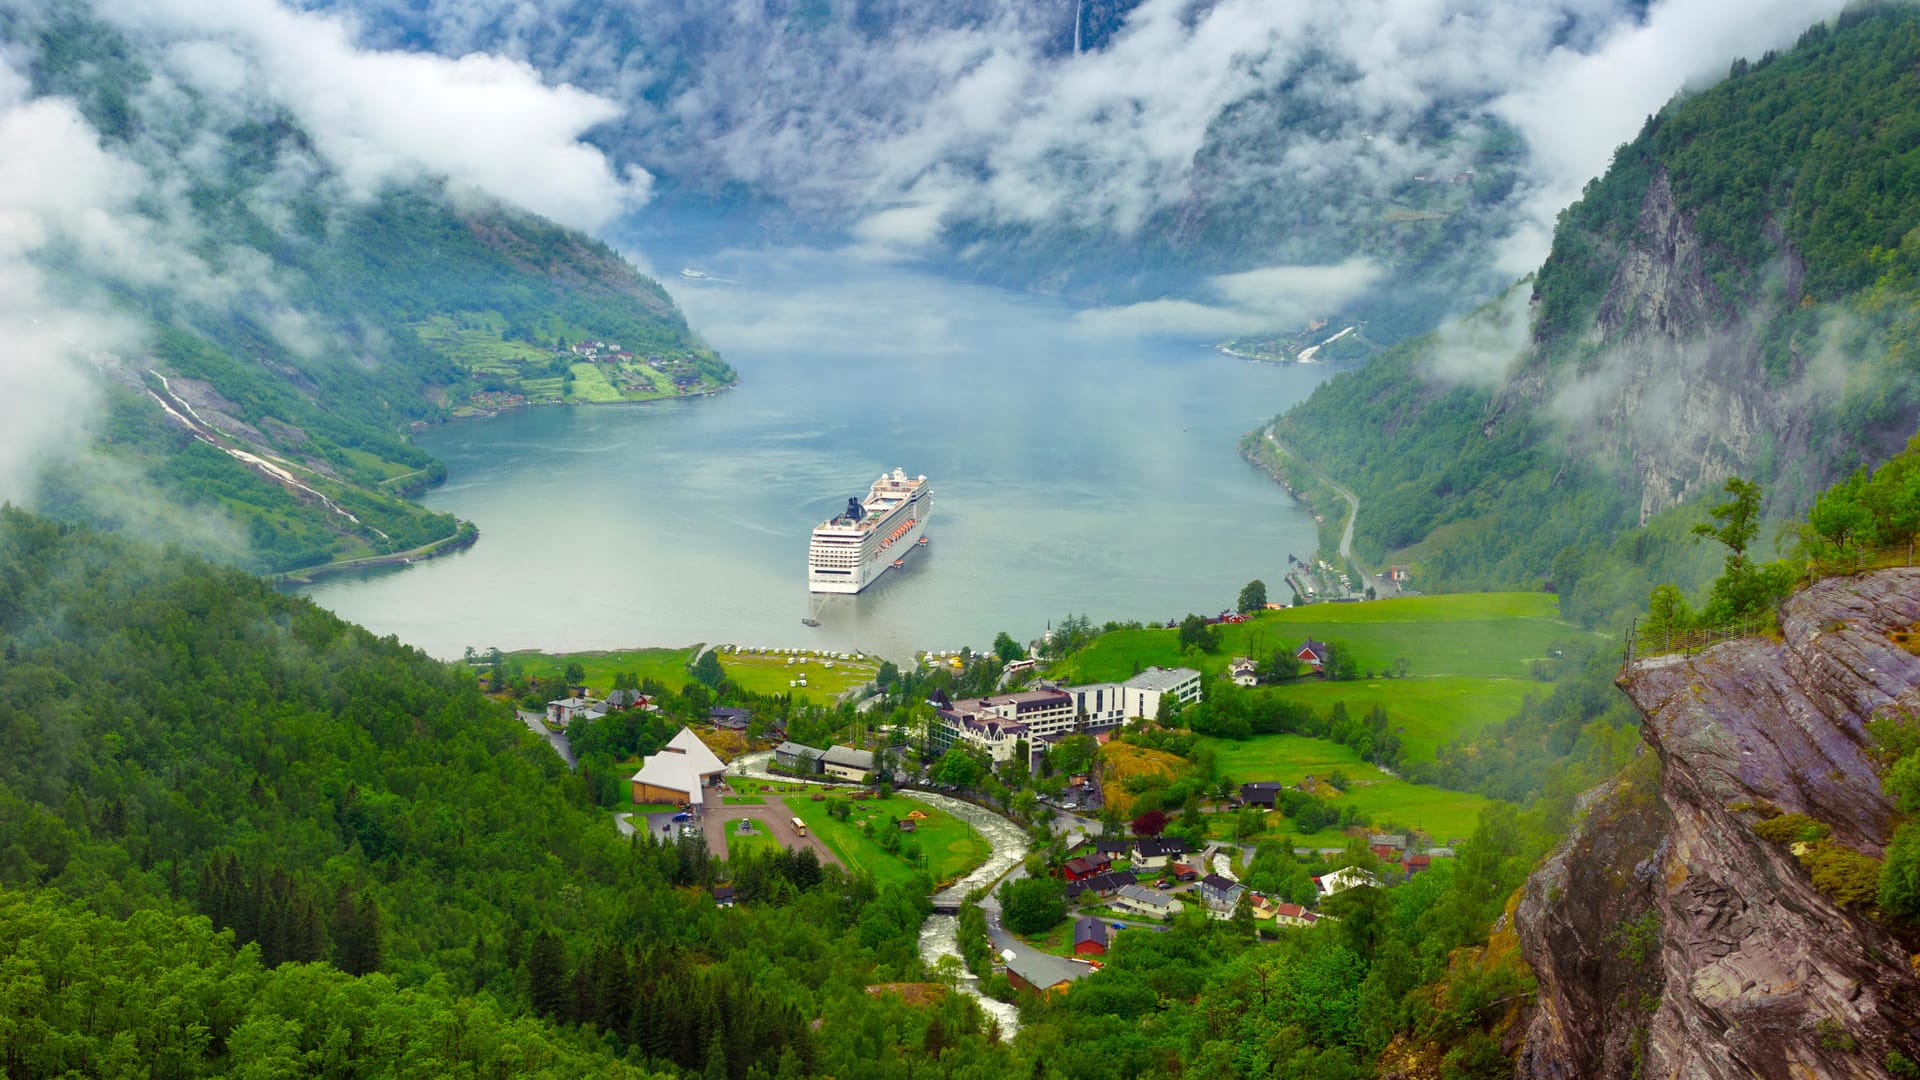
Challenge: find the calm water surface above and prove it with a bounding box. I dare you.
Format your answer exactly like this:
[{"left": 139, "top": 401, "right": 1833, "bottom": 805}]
[{"left": 303, "top": 249, "right": 1330, "bottom": 660}]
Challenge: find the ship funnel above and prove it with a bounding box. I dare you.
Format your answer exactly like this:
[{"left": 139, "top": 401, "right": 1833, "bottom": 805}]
[{"left": 846, "top": 497, "right": 863, "bottom": 521}]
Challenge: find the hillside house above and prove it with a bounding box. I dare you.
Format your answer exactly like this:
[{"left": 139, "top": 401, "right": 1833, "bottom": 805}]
[
  {"left": 1062, "top": 855, "right": 1111, "bottom": 882},
  {"left": 1111, "top": 884, "right": 1183, "bottom": 920},
  {"left": 1131, "top": 837, "right": 1192, "bottom": 869},
  {"left": 1296, "top": 639, "right": 1330, "bottom": 674},
  {"left": 1240, "top": 781, "right": 1282, "bottom": 809},
  {"left": 709, "top": 707, "right": 751, "bottom": 731},
  {"left": 1004, "top": 950, "right": 1091, "bottom": 995},
  {"left": 712, "top": 885, "right": 736, "bottom": 909},
  {"left": 546, "top": 696, "right": 592, "bottom": 727},
  {"left": 1314, "top": 866, "right": 1379, "bottom": 897},
  {"left": 821, "top": 745, "right": 875, "bottom": 782},
  {"left": 1065, "top": 870, "right": 1137, "bottom": 900},
  {"left": 1229, "top": 656, "right": 1259, "bottom": 687},
  {"left": 630, "top": 727, "right": 728, "bottom": 806},
  {"left": 773, "top": 741, "right": 825, "bottom": 773},
  {"left": 1072, "top": 917, "right": 1110, "bottom": 957},
  {"left": 1198, "top": 873, "right": 1246, "bottom": 911},
  {"left": 1169, "top": 863, "right": 1200, "bottom": 883}
]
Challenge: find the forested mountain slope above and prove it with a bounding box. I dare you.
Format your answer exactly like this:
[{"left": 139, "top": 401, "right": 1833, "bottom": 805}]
[
  {"left": 6, "top": 3, "right": 731, "bottom": 576},
  {"left": 1269, "top": 4, "right": 1920, "bottom": 624},
  {"left": 0, "top": 507, "right": 988, "bottom": 1077}
]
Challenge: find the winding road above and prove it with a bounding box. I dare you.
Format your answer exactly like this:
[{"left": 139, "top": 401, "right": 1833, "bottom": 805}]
[{"left": 1266, "top": 427, "right": 1359, "bottom": 565}]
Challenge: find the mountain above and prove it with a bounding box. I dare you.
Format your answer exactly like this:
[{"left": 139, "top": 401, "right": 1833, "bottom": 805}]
[
  {"left": 0, "top": 507, "right": 980, "bottom": 1077},
  {"left": 1266, "top": 4, "right": 1920, "bottom": 625},
  {"left": 1518, "top": 568, "right": 1920, "bottom": 1078},
  {"left": 6, "top": 3, "right": 732, "bottom": 576},
  {"left": 318, "top": 0, "right": 1659, "bottom": 340}
]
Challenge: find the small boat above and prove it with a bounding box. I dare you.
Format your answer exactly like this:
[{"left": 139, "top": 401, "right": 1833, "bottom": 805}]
[
  {"left": 801, "top": 617, "right": 821, "bottom": 628},
  {"left": 892, "top": 558, "right": 904, "bottom": 568},
  {"left": 917, "top": 536, "right": 929, "bottom": 546}
]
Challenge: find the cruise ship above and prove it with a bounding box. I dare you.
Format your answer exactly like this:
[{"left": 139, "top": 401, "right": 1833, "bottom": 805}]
[{"left": 808, "top": 469, "right": 932, "bottom": 594}]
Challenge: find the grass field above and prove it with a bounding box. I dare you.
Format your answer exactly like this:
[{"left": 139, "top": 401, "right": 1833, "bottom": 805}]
[
  {"left": 722, "top": 795, "right": 766, "bottom": 805},
  {"left": 782, "top": 794, "right": 988, "bottom": 889},
  {"left": 1056, "top": 593, "right": 1597, "bottom": 780},
  {"left": 1199, "top": 734, "right": 1490, "bottom": 841},
  {"left": 1261, "top": 676, "right": 1545, "bottom": 759},
  {"left": 1053, "top": 593, "right": 1591, "bottom": 685},
  {"left": 565, "top": 362, "right": 624, "bottom": 403},
  {"left": 502, "top": 647, "right": 695, "bottom": 694},
  {"left": 720, "top": 648, "right": 879, "bottom": 703},
  {"left": 726, "top": 825, "right": 786, "bottom": 860}
]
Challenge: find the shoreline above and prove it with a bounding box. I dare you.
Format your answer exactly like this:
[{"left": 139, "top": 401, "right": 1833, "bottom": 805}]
[
  {"left": 414, "top": 380, "right": 736, "bottom": 431},
  {"left": 273, "top": 520, "right": 479, "bottom": 587}
]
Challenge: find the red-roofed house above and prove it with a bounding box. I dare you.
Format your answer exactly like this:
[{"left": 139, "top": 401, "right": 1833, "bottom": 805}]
[{"left": 1297, "top": 639, "right": 1330, "bottom": 674}]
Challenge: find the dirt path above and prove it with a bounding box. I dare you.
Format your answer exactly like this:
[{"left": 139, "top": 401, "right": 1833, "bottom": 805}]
[{"left": 701, "top": 802, "right": 844, "bottom": 868}]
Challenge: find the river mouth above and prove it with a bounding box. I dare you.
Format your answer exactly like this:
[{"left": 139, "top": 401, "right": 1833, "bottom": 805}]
[{"left": 299, "top": 246, "right": 1328, "bottom": 661}]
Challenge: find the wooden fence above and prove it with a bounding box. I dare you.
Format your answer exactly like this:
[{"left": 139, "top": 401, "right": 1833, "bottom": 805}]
[{"left": 1623, "top": 542, "right": 1920, "bottom": 666}]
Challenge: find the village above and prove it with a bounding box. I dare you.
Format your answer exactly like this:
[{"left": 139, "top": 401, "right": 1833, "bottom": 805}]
[{"left": 517, "top": 612, "right": 1487, "bottom": 1003}]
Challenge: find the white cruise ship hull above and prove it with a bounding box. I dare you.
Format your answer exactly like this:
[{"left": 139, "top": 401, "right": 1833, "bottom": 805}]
[
  {"left": 809, "top": 513, "right": 930, "bottom": 594},
  {"left": 808, "top": 470, "right": 933, "bottom": 594}
]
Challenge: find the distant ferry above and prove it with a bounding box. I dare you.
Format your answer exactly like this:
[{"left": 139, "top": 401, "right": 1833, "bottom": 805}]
[
  {"left": 808, "top": 469, "right": 932, "bottom": 594},
  {"left": 679, "top": 268, "right": 709, "bottom": 279}
]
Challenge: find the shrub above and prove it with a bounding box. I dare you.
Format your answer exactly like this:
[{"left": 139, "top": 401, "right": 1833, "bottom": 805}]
[
  {"left": 1753, "top": 813, "right": 1831, "bottom": 845},
  {"left": 1800, "top": 843, "right": 1883, "bottom": 907}
]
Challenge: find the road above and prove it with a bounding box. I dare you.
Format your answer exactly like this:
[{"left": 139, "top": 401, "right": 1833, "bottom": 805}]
[
  {"left": 1266, "top": 428, "right": 1390, "bottom": 596},
  {"left": 517, "top": 710, "right": 577, "bottom": 769},
  {"left": 700, "top": 801, "right": 845, "bottom": 867}
]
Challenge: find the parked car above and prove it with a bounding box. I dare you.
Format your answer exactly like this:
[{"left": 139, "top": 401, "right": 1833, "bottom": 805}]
[{"left": 671, "top": 812, "right": 691, "bottom": 823}]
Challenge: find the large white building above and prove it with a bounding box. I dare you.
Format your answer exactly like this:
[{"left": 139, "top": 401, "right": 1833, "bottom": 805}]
[{"left": 930, "top": 667, "right": 1202, "bottom": 763}]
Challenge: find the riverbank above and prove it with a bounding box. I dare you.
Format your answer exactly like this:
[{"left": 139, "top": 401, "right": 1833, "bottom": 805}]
[{"left": 273, "top": 520, "right": 480, "bottom": 586}]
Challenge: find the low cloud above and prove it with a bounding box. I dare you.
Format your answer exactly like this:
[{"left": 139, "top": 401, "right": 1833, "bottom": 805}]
[
  {"left": 0, "top": 61, "right": 143, "bottom": 501},
  {"left": 103, "top": 0, "right": 649, "bottom": 230},
  {"left": 1075, "top": 258, "right": 1383, "bottom": 338},
  {"left": 1424, "top": 285, "right": 1533, "bottom": 389},
  {"left": 323, "top": 0, "right": 1843, "bottom": 283}
]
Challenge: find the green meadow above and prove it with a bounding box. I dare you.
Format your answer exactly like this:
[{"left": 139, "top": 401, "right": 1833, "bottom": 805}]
[
  {"left": 1200, "top": 734, "right": 1491, "bottom": 841},
  {"left": 720, "top": 648, "right": 880, "bottom": 703},
  {"left": 782, "top": 794, "right": 988, "bottom": 889}
]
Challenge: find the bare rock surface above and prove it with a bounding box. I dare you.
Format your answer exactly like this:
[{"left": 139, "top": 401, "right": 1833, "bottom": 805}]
[{"left": 1518, "top": 570, "right": 1920, "bottom": 1079}]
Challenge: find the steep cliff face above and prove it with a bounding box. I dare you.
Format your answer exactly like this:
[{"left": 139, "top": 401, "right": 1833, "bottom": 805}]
[{"left": 1519, "top": 569, "right": 1920, "bottom": 1079}]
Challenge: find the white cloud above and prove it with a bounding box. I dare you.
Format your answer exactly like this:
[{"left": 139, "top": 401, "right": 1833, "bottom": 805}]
[
  {"left": 103, "top": 0, "right": 649, "bottom": 230},
  {"left": 0, "top": 64, "right": 141, "bottom": 500},
  {"left": 1493, "top": 0, "right": 1850, "bottom": 272},
  {"left": 1076, "top": 258, "right": 1383, "bottom": 338}
]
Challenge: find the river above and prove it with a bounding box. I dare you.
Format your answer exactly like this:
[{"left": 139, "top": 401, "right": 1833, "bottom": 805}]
[{"left": 301, "top": 246, "right": 1329, "bottom": 660}]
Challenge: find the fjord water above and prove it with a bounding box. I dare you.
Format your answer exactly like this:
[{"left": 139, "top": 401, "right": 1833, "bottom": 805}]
[{"left": 303, "top": 248, "right": 1329, "bottom": 660}]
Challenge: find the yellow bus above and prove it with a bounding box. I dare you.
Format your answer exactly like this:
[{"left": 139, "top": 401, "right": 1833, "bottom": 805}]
[{"left": 792, "top": 816, "right": 808, "bottom": 837}]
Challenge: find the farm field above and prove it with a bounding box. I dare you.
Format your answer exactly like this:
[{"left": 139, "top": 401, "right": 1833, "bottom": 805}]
[
  {"left": 782, "top": 793, "right": 988, "bottom": 889},
  {"left": 1200, "top": 734, "right": 1491, "bottom": 841},
  {"left": 1260, "top": 676, "right": 1545, "bottom": 760},
  {"left": 1053, "top": 593, "right": 1594, "bottom": 684},
  {"left": 720, "top": 647, "right": 879, "bottom": 702},
  {"left": 501, "top": 646, "right": 694, "bottom": 693}
]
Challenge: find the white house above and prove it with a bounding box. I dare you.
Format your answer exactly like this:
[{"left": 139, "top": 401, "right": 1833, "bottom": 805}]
[
  {"left": 1229, "top": 657, "right": 1259, "bottom": 687},
  {"left": 1111, "top": 884, "right": 1183, "bottom": 920},
  {"left": 821, "top": 745, "right": 875, "bottom": 782},
  {"left": 546, "top": 696, "right": 592, "bottom": 727},
  {"left": 1314, "top": 866, "right": 1379, "bottom": 897}
]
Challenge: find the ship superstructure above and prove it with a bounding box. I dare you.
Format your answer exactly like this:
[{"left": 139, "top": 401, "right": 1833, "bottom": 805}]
[{"left": 808, "top": 469, "right": 932, "bottom": 594}]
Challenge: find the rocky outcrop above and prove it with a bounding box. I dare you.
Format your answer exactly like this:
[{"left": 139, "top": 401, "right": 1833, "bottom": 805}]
[{"left": 1518, "top": 569, "right": 1920, "bottom": 1079}]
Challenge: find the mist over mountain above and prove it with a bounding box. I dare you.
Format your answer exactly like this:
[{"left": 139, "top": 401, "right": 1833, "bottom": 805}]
[
  {"left": 309, "top": 0, "right": 1846, "bottom": 333},
  {"left": 0, "top": 0, "right": 725, "bottom": 573}
]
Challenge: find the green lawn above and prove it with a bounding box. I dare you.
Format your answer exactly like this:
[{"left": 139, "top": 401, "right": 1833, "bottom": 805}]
[
  {"left": 1260, "top": 676, "right": 1545, "bottom": 760},
  {"left": 726, "top": 827, "right": 786, "bottom": 861},
  {"left": 1053, "top": 593, "right": 1593, "bottom": 684},
  {"left": 565, "top": 362, "right": 624, "bottom": 403},
  {"left": 782, "top": 794, "right": 988, "bottom": 889},
  {"left": 1199, "top": 734, "right": 1490, "bottom": 841},
  {"left": 502, "top": 647, "right": 695, "bottom": 694},
  {"left": 722, "top": 795, "right": 765, "bottom": 805},
  {"left": 720, "top": 648, "right": 879, "bottom": 703}
]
